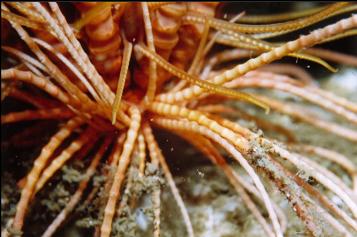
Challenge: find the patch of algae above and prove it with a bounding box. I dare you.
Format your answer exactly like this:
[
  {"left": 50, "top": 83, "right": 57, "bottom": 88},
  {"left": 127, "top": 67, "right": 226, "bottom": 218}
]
[{"left": 1, "top": 172, "right": 20, "bottom": 234}]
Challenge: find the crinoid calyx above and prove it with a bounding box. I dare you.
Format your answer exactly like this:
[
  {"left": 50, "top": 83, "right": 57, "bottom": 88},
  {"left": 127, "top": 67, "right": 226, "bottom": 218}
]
[{"left": 1, "top": 2, "right": 357, "bottom": 237}]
